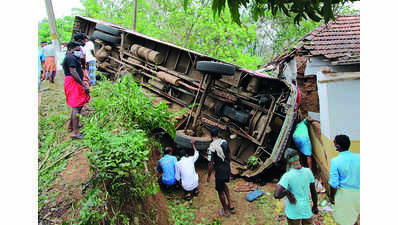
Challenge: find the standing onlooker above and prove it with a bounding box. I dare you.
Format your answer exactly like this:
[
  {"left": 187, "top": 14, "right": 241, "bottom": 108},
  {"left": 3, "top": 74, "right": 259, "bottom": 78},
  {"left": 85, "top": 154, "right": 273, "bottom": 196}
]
[
  {"left": 61, "top": 42, "right": 67, "bottom": 51},
  {"left": 274, "top": 148, "right": 318, "bottom": 225},
  {"left": 175, "top": 142, "right": 199, "bottom": 200},
  {"left": 42, "top": 41, "right": 57, "bottom": 84},
  {"left": 73, "top": 33, "right": 90, "bottom": 89},
  {"left": 292, "top": 117, "right": 318, "bottom": 172},
  {"left": 39, "top": 41, "right": 46, "bottom": 88},
  {"left": 329, "top": 134, "right": 360, "bottom": 225},
  {"left": 157, "top": 147, "right": 178, "bottom": 191},
  {"left": 62, "top": 40, "right": 90, "bottom": 139},
  {"left": 207, "top": 126, "right": 235, "bottom": 217},
  {"left": 84, "top": 35, "right": 97, "bottom": 86},
  {"left": 59, "top": 42, "right": 67, "bottom": 66}
]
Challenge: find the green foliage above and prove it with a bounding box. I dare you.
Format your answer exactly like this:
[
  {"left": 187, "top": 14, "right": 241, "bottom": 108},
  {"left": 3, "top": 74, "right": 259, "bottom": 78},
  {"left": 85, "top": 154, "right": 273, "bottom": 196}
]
[
  {"left": 255, "top": 194, "right": 285, "bottom": 224},
  {"left": 184, "top": 0, "right": 357, "bottom": 25},
  {"left": 38, "top": 16, "right": 74, "bottom": 44},
  {"left": 247, "top": 155, "right": 259, "bottom": 168},
  {"left": 86, "top": 75, "right": 178, "bottom": 137},
  {"left": 168, "top": 199, "right": 196, "bottom": 225},
  {"left": 38, "top": 85, "right": 78, "bottom": 211},
  {"left": 75, "top": 188, "right": 108, "bottom": 225},
  {"left": 73, "top": 0, "right": 262, "bottom": 69},
  {"left": 76, "top": 75, "right": 181, "bottom": 224},
  {"left": 38, "top": 114, "right": 72, "bottom": 206},
  {"left": 271, "top": 14, "right": 322, "bottom": 56},
  {"left": 158, "top": 2, "right": 261, "bottom": 69}
]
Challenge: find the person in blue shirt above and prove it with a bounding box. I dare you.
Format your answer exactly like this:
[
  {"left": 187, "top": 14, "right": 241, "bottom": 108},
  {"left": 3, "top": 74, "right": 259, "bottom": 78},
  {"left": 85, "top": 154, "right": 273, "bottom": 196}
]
[
  {"left": 329, "top": 134, "right": 360, "bottom": 225},
  {"left": 292, "top": 117, "right": 318, "bottom": 172},
  {"left": 38, "top": 41, "right": 46, "bottom": 88},
  {"left": 157, "top": 147, "right": 178, "bottom": 191},
  {"left": 274, "top": 148, "right": 318, "bottom": 225}
]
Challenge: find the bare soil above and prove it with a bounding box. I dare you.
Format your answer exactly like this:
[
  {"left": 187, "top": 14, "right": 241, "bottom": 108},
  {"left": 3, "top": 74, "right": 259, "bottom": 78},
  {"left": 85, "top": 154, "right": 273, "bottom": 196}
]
[{"left": 51, "top": 149, "right": 90, "bottom": 223}]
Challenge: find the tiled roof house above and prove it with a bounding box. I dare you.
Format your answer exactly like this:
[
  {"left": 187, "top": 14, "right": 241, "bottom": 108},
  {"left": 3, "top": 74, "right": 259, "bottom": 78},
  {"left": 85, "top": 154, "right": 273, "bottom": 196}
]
[
  {"left": 263, "top": 14, "right": 360, "bottom": 73},
  {"left": 260, "top": 15, "right": 361, "bottom": 164},
  {"left": 300, "top": 14, "right": 360, "bottom": 65}
]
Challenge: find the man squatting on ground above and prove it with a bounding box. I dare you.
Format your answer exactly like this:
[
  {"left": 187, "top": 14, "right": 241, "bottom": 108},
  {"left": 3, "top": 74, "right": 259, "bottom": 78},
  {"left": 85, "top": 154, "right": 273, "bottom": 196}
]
[
  {"left": 274, "top": 148, "right": 318, "bottom": 225},
  {"left": 329, "top": 134, "right": 360, "bottom": 225},
  {"left": 175, "top": 141, "right": 200, "bottom": 200},
  {"left": 207, "top": 126, "right": 235, "bottom": 217},
  {"left": 157, "top": 147, "right": 178, "bottom": 191},
  {"left": 62, "top": 40, "right": 90, "bottom": 140}
]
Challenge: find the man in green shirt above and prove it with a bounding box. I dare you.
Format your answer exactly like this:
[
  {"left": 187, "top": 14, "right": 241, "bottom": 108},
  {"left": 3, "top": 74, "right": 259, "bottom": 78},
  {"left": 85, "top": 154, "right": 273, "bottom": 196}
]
[{"left": 274, "top": 148, "right": 318, "bottom": 225}]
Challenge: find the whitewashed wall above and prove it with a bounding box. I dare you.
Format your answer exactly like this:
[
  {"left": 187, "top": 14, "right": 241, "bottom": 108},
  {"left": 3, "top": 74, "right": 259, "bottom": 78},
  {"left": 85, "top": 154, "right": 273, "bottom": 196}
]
[
  {"left": 305, "top": 56, "right": 359, "bottom": 75},
  {"left": 317, "top": 71, "right": 360, "bottom": 141}
]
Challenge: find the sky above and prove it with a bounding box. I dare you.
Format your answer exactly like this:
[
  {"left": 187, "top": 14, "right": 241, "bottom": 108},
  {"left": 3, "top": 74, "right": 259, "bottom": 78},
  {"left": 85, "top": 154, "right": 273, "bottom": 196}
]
[{"left": 39, "top": 0, "right": 83, "bottom": 20}]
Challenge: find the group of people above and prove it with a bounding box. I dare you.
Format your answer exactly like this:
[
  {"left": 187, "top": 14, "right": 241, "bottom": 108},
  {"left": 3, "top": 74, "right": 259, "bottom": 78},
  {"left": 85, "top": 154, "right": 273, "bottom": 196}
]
[
  {"left": 39, "top": 41, "right": 57, "bottom": 85},
  {"left": 158, "top": 118, "right": 359, "bottom": 224},
  {"left": 274, "top": 115, "right": 360, "bottom": 225},
  {"left": 38, "top": 33, "right": 97, "bottom": 88},
  {"left": 157, "top": 126, "right": 235, "bottom": 217},
  {"left": 38, "top": 32, "right": 99, "bottom": 139}
]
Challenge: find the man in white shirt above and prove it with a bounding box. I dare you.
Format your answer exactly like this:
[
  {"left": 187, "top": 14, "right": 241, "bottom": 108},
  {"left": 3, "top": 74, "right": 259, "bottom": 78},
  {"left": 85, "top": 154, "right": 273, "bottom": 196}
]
[
  {"left": 175, "top": 140, "right": 200, "bottom": 200},
  {"left": 84, "top": 36, "right": 97, "bottom": 85}
]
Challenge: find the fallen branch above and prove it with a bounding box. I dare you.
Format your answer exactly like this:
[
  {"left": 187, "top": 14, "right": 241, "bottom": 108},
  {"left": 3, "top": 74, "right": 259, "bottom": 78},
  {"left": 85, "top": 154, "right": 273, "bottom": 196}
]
[
  {"left": 102, "top": 179, "right": 116, "bottom": 221},
  {"left": 41, "top": 147, "right": 85, "bottom": 172},
  {"left": 38, "top": 141, "right": 57, "bottom": 170},
  {"left": 144, "top": 162, "right": 149, "bottom": 173}
]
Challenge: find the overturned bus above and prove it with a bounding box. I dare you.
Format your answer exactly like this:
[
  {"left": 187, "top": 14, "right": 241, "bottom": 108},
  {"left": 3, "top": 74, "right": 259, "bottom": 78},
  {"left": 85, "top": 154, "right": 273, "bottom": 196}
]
[{"left": 72, "top": 16, "right": 298, "bottom": 178}]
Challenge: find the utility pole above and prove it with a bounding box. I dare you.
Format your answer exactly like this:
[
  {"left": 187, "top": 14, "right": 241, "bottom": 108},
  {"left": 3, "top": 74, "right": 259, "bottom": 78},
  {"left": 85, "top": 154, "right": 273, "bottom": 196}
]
[
  {"left": 44, "top": 0, "right": 60, "bottom": 65},
  {"left": 61, "top": 16, "right": 64, "bottom": 43},
  {"left": 132, "top": 0, "right": 137, "bottom": 31}
]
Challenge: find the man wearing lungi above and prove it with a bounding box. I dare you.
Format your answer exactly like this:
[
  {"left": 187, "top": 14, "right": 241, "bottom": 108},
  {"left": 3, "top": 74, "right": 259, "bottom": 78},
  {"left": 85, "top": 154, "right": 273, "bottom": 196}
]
[
  {"left": 62, "top": 40, "right": 90, "bottom": 139},
  {"left": 329, "top": 134, "right": 360, "bottom": 225},
  {"left": 43, "top": 41, "right": 57, "bottom": 84}
]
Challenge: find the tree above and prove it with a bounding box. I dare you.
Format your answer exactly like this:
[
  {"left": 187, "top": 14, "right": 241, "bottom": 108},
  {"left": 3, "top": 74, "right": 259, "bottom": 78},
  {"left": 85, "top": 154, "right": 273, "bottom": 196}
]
[
  {"left": 183, "top": 0, "right": 359, "bottom": 25},
  {"left": 72, "top": 0, "right": 262, "bottom": 69},
  {"left": 38, "top": 16, "right": 74, "bottom": 45},
  {"left": 251, "top": 1, "right": 358, "bottom": 63}
]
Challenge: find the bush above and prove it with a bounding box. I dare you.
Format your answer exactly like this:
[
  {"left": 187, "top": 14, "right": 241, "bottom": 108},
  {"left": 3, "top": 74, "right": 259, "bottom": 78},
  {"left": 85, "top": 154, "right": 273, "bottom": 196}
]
[{"left": 77, "top": 75, "right": 184, "bottom": 224}]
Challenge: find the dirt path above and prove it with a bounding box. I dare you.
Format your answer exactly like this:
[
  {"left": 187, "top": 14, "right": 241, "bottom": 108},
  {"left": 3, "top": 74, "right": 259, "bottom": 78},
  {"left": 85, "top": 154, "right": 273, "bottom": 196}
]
[{"left": 39, "top": 71, "right": 92, "bottom": 224}]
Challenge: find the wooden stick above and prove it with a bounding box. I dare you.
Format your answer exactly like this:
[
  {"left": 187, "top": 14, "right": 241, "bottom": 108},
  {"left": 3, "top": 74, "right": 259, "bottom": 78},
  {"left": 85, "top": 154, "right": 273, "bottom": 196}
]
[
  {"left": 41, "top": 147, "right": 84, "bottom": 172},
  {"left": 184, "top": 73, "right": 207, "bottom": 131},
  {"left": 192, "top": 74, "right": 211, "bottom": 129},
  {"left": 38, "top": 141, "right": 57, "bottom": 170}
]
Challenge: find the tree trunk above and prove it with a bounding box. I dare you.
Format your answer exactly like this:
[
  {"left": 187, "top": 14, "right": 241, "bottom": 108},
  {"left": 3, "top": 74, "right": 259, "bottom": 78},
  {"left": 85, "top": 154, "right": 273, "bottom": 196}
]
[{"left": 132, "top": 0, "right": 137, "bottom": 31}]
